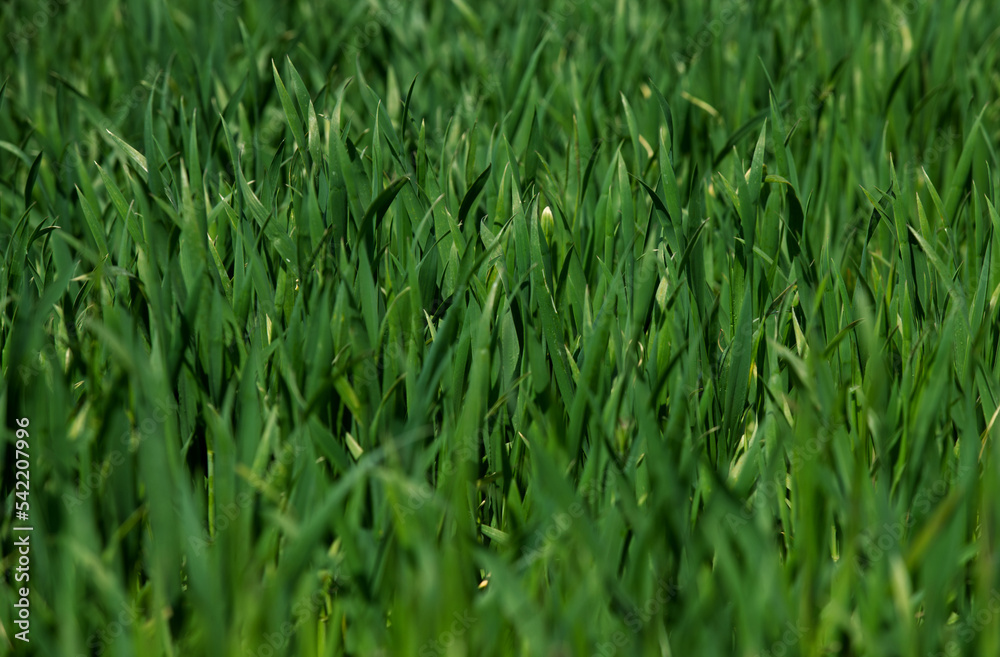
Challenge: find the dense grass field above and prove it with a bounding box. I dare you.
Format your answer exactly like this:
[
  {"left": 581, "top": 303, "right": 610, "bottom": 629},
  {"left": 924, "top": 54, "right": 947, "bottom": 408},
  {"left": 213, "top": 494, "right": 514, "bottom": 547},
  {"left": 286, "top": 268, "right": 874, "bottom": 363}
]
[{"left": 3, "top": 0, "right": 1000, "bottom": 655}]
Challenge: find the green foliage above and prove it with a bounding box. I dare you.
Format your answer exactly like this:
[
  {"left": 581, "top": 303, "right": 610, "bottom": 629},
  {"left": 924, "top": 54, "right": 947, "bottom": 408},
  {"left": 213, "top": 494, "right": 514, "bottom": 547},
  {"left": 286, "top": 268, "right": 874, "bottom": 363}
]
[{"left": 2, "top": 0, "right": 1000, "bottom": 655}]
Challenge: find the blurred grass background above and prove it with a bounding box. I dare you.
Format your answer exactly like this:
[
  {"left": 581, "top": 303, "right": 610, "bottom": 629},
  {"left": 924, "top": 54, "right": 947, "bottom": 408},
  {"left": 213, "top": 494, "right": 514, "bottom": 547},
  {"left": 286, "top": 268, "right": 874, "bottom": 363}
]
[{"left": 2, "top": 0, "right": 1000, "bottom": 655}]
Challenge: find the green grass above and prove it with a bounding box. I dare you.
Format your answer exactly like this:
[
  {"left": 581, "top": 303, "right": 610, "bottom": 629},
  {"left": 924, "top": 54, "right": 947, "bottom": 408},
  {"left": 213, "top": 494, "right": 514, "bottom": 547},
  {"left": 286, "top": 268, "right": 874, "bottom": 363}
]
[{"left": 2, "top": 0, "right": 1000, "bottom": 655}]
